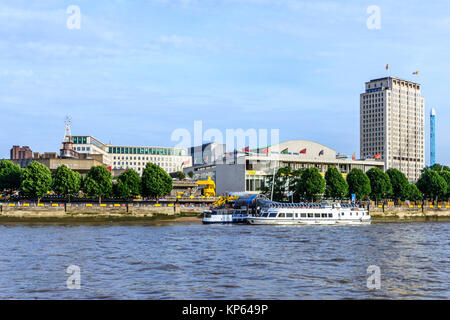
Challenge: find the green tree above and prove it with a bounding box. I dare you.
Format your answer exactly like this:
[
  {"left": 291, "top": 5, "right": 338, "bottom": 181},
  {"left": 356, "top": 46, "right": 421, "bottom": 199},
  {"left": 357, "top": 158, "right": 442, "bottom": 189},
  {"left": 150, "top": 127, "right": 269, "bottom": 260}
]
[
  {"left": 438, "top": 170, "right": 450, "bottom": 200},
  {"left": 408, "top": 184, "right": 423, "bottom": 202},
  {"left": 141, "top": 163, "right": 172, "bottom": 202},
  {"left": 416, "top": 169, "right": 447, "bottom": 203},
  {"left": 52, "top": 165, "right": 81, "bottom": 200},
  {"left": 324, "top": 166, "right": 348, "bottom": 200},
  {"left": 366, "top": 168, "right": 392, "bottom": 202},
  {"left": 83, "top": 166, "right": 113, "bottom": 203},
  {"left": 427, "top": 163, "right": 450, "bottom": 172},
  {"left": 346, "top": 168, "right": 371, "bottom": 201},
  {"left": 175, "top": 171, "right": 186, "bottom": 180},
  {"left": 187, "top": 171, "right": 194, "bottom": 179},
  {"left": 115, "top": 169, "right": 141, "bottom": 199},
  {"left": 386, "top": 168, "right": 410, "bottom": 202},
  {"left": 0, "top": 159, "right": 22, "bottom": 193},
  {"left": 259, "top": 166, "right": 293, "bottom": 202},
  {"left": 296, "top": 167, "right": 325, "bottom": 202},
  {"left": 20, "top": 161, "right": 52, "bottom": 203}
]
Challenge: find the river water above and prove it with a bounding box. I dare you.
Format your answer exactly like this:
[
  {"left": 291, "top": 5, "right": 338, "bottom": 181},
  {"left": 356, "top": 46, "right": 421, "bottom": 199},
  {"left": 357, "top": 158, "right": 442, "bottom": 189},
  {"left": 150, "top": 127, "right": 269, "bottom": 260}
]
[{"left": 0, "top": 222, "right": 448, "bottom": 299}]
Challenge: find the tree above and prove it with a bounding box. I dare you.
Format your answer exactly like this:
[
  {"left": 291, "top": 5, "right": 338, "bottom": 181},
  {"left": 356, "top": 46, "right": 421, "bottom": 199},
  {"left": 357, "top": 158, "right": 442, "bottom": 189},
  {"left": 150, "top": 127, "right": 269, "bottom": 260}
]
[
  {"left": 175, "top": 171, "right": 186, "bottom": 180},
  {"left": 187, "top": 171, "right": 194, "bottom": 179},
  {"left": 427, "top": 163, "right": 450, "bottom": 172},
  {"left": 20, "top": 161, "right": 52, "bottom": 203},
  {"left": 408, "top": 184, "right": 422, "bottom": 202},
  {"left": 115, "top": 169, "right": 141, "bottom": 200},
  {"left": 346, "top": 168, "right": 371, "bottom": 201},
  {"left": 141, "top": 163, "right": 172, "bottom": 202},
  {"left": 366, "top": 168, "right": 392, "bottom": 202},
  {"left": 325, "top": 166, "right": 348, "bottom": 200},
  {"left": 83, "top": 166, "right": 113, "bottom": 203},
  {"left": 386, "top": 168, "right": 410, "bottom": 202},
  {"left": 52, "top": 165, "right": 81, "bottom": 199},
  {"left": 438, "top": 170, "right": 450, "bottom": 200},
  {"left": 259, "top": 166, "right": 294, "bottom": 202},
  {"left": 296, "top": 167, "right": 325, "bottom": 202},
  {"left": 416, "top": 169, "right": 447, "bottom": 203},
  {"left": 0, "top": 159, "right": 22, "bottom": 193}
]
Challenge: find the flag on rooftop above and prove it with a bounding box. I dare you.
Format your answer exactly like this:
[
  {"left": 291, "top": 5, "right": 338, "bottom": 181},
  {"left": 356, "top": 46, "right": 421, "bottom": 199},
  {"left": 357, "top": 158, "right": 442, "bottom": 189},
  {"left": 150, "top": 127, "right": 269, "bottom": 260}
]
[{"left": 299, "top": 148, "right": 307, "bottom": 154}]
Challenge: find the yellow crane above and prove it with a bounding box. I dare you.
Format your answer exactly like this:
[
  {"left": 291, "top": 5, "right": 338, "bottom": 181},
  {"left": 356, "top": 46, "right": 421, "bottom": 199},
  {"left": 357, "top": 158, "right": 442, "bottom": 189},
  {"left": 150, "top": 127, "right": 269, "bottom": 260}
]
[
  {"left": 213, "top": 195, "right": 240, "bottom": 207},
  {"left": 197, "top": 177, "right": 216, "bottom": 197}
]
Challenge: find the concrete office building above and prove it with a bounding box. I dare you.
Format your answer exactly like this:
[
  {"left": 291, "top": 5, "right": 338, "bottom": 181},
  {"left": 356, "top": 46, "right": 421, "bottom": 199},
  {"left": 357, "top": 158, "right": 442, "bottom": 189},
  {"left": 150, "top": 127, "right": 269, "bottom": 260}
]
[
  {"left": 72, "top": 136, "right": 192, "bottom": 175},
  {"left": 184, "top": 140, "right": 384, "bottom": 195},
  {"left": 360, "top": 77, "right": 425, "bottom": 181}
]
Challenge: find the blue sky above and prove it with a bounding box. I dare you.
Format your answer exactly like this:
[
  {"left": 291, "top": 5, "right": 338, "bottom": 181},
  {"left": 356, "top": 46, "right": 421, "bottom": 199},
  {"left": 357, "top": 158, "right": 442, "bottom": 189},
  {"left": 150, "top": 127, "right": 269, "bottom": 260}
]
[{"left": 0, "top": 0, "right": 449, "bottom": 164}]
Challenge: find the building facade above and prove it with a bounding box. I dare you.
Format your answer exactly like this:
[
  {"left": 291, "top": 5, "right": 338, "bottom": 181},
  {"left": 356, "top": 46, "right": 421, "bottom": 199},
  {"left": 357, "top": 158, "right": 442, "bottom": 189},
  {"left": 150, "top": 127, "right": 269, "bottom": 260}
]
[
  {"left": 10, "top": 146, "right": 33, "bottom": 160},
  {"left": 360, "top": 77, "right": 425, "bottom": 181},
  {"left": 188, "top": 142, "right": 226, "bottom": 166},
  {"left": 71, "top": 136, "right": 192, "bottom": 175},
  {"left": 185, "top": 140, "right": 384, "bottom": 195}
]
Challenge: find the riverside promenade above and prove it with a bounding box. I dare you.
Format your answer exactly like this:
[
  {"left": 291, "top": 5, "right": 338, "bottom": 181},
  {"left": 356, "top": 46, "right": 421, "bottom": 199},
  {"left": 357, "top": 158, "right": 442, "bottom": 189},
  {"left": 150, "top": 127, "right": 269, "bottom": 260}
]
[
  {"left": 0, "top": 202, "right": 205, "bottom": 223},
  {"left": 1, "top": 201, "right": 449, "bottom": 223}
]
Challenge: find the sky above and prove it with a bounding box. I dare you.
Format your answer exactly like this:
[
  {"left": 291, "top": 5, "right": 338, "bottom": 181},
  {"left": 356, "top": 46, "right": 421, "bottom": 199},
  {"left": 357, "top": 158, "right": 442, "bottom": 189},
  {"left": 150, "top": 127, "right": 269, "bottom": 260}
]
[{"left": 0, "top": 0, "right": 449, "bottom": 164}]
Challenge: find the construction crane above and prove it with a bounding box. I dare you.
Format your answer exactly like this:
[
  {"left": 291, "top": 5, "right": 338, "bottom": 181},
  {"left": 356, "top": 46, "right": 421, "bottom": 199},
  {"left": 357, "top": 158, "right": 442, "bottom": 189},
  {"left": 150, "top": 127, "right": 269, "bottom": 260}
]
[{"left": 197, "top": 177, "right": 216, "bottom": 197}]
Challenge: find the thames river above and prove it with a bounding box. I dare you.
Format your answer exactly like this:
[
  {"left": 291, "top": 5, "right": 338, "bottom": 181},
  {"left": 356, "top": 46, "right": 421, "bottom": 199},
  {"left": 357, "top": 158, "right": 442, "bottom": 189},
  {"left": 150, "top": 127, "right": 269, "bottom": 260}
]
[{"left": 0, "top": 222, "right": 448, "bottom": 299}]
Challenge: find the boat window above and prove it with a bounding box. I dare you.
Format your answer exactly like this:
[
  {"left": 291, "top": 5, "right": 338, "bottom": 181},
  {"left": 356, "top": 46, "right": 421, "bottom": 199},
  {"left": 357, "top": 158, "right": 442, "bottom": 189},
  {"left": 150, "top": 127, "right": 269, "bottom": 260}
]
[
  {"left": 269, "top": 213, "right": 277, "bottom": 218},
  {"left": 350, "top": 212, "right": 352, "bottom": 216},
  {"left": 301, "top": 213, "right": 306, "bottom": 218},
  {"left": 328, "top": 213, "right": 333, "bottom": 218},
  {"left": 314, "top": 213, "right": 320, "bottom": 218},
  {"left": 278, "top": 213, "right": 286, "bottom": 218},
  {"left": 321, "top": 213, "right": 327, "bottom": 218},
  {"left": 307, "top": 213, "right": 313, "bottom": 218},
  {"left": 286, "top": 213, "right": 293, "bottom": 218},
  {"left": 295, "top": 213, "right": 298, "bottom": 218}
]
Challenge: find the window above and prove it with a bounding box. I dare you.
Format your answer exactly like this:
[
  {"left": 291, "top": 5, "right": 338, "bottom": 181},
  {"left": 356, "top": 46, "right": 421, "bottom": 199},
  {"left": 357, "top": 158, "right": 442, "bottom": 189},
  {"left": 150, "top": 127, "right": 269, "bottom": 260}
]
[
  {"left": 328, "top": 213, "right": 333, "bottom": 218},
  {"left": 301, "top": 213, "right": 306, "bottom": 218},
  {"left": 286, "top": 213, "right": 293, "bottom": 218},
  {"left": 269, "top": 213, "right": 277, "bottom": 218},
  {"left": 308, "top": 213, "right": 313, "bottom": 218},
  {"left": 314, "top": 213, "right": 320, "bottom": 218},
  {"left": 321, "top": 213, "right": 327, "bottom": 218},
  {"left": 278, "top": 213, "right": 286, "bottom": 218}
]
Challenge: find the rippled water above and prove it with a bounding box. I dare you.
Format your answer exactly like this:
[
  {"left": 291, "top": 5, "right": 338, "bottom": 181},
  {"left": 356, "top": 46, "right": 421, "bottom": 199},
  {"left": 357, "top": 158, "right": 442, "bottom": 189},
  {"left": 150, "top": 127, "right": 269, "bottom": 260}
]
[{"left": 0, "top": 222, "right": 448, "bottom": 299}]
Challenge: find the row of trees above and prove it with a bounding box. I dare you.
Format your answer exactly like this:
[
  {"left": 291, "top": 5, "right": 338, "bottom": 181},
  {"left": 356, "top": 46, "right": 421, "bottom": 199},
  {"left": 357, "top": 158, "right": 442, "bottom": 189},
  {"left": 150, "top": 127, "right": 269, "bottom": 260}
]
[
  {"left": 0, "top": 160, "right": 173, "bottom": 202},
  {"left": 260, "top": 163, "right": 450, "bottom": 203}
]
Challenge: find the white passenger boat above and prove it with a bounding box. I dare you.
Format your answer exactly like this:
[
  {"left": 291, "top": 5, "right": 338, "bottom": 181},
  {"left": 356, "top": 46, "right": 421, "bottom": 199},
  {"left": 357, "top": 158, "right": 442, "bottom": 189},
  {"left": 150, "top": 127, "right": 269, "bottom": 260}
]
[
  {"left": 246, "top": 202, "right": 371, "bottom": 225},
  {"left": 202, "top": 208, "right": 253, "bottom": 224},
  {"left": 202, "top": 209, "right": 233, "bottom": 224}
]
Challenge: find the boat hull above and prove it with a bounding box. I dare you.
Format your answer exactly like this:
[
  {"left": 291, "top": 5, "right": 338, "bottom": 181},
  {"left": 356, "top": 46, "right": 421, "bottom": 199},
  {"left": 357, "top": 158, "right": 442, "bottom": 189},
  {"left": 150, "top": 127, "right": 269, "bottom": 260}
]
[{"left": 246, "top": 217, "right": 371, "bottom": 225}]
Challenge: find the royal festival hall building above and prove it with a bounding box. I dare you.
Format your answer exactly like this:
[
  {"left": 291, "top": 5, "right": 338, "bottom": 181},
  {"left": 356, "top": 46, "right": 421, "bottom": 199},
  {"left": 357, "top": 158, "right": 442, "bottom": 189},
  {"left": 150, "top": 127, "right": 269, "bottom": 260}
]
[{"left": 183, "top": 140, "right": 384, "bottom": 196}]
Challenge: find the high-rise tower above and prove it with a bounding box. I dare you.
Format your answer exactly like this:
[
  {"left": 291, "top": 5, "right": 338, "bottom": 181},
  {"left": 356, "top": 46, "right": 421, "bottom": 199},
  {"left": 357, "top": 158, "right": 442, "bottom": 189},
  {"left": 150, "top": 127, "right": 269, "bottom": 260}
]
[
  {"left": 430, "top": 108, "right": 436, "bottom": 166},
  {"left": 360, "top": 77, "right": 425, "bottom": 182}
]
